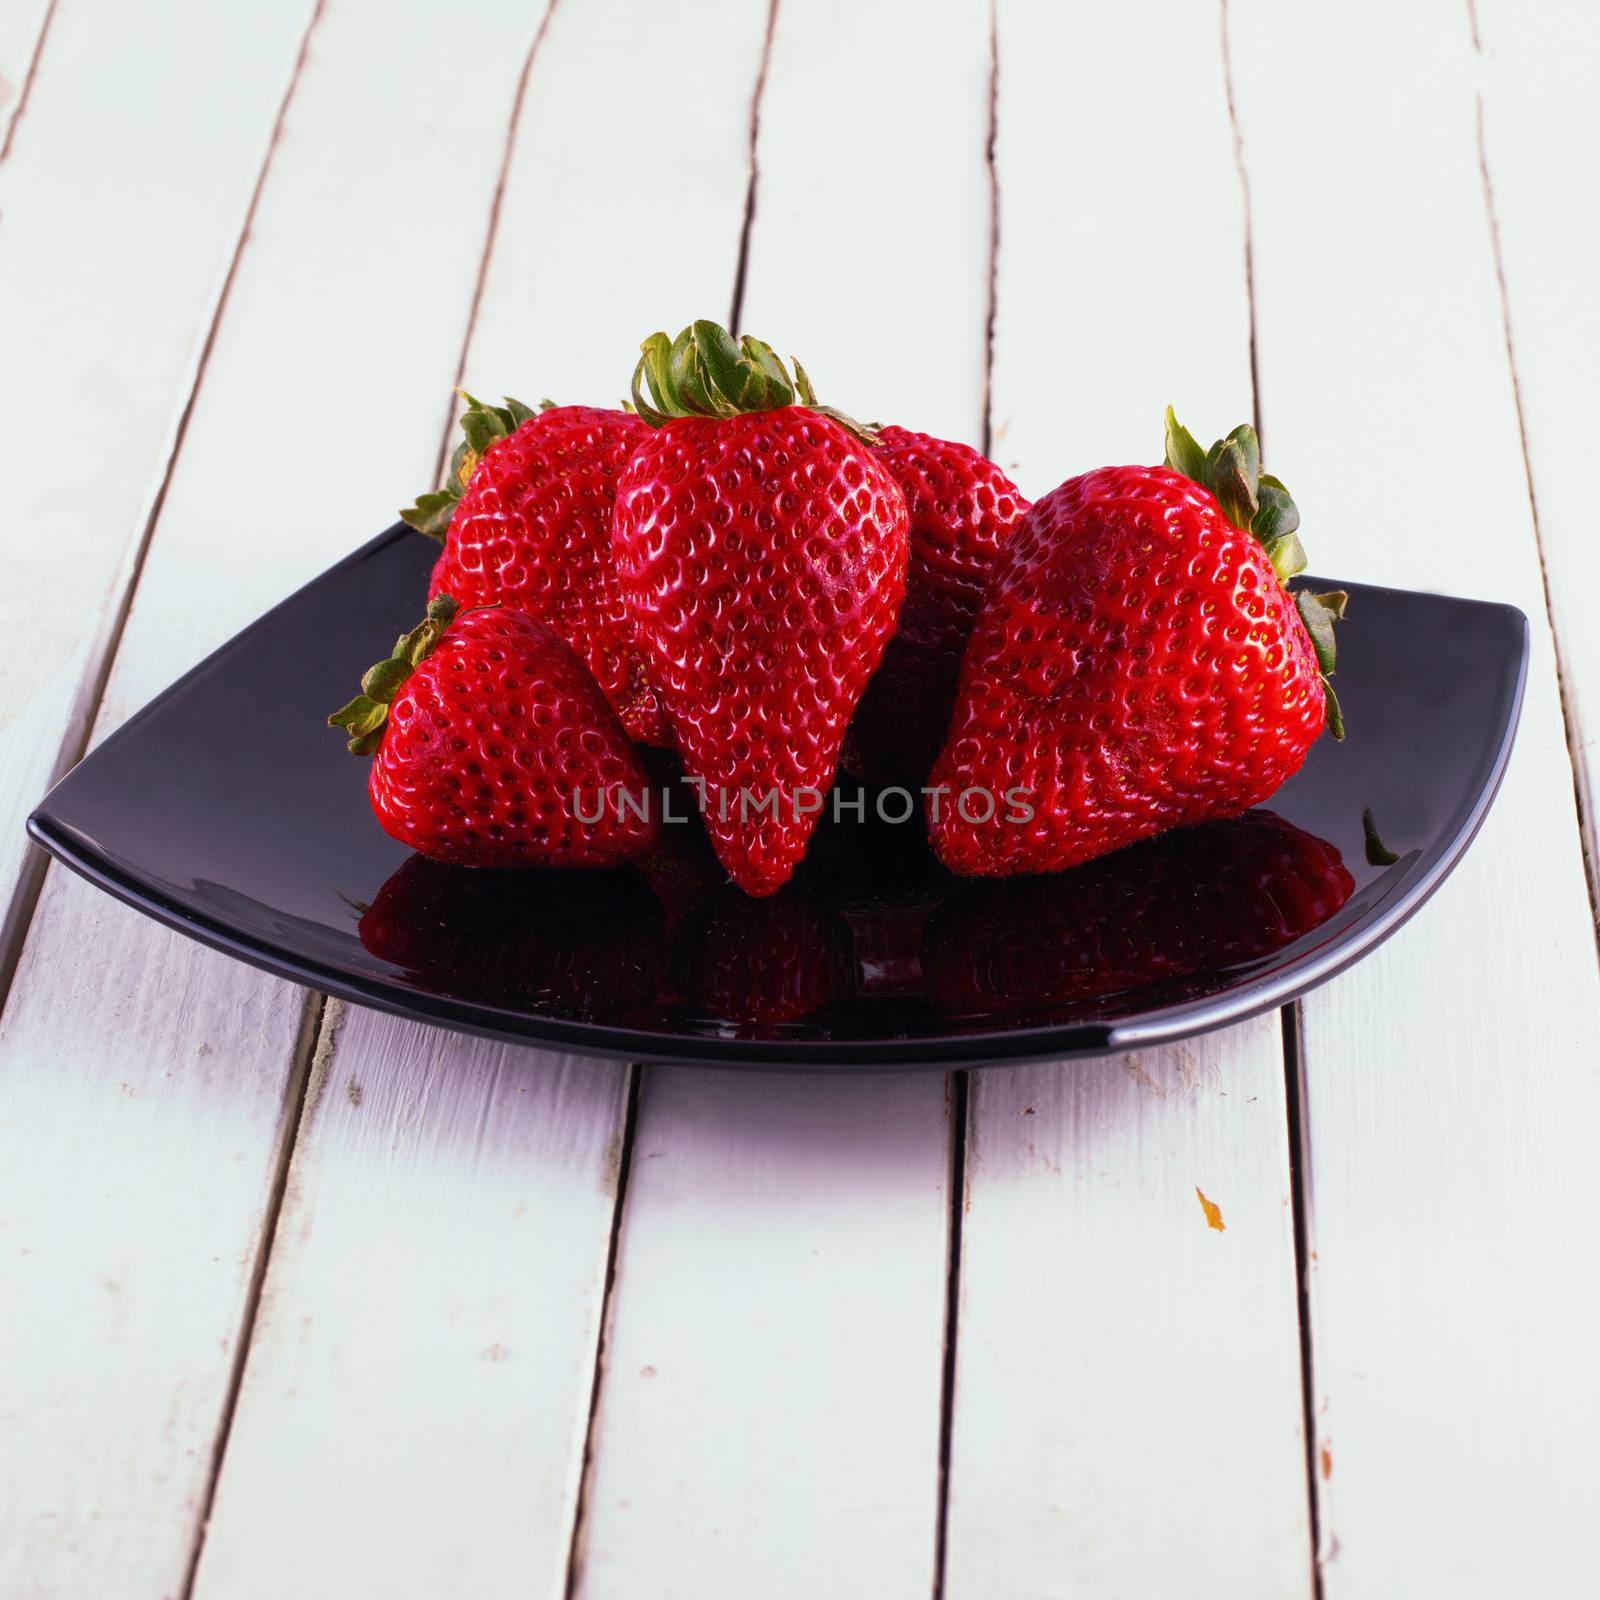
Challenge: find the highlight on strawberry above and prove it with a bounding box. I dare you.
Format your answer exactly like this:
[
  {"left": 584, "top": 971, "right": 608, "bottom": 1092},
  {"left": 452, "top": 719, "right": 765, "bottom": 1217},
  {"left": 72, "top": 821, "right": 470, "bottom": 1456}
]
[
  {"left": 329, "top": 593, "right": 660, "bottom": 870},
  {"left": 614, "top": 320, "right": 909, "bottom": 897},
  {"left": 927, "top": 408, "right": 1346, "bottom": 878},
  {"left": 402, "top": 392, "right": 668, "bottom": 745}
]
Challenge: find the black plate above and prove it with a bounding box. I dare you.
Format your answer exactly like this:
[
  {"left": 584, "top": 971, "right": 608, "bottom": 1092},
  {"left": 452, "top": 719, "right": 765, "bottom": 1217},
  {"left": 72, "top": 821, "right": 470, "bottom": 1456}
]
[{"left": 27, "top": 525, "right": 1527, "bottom": 1069}]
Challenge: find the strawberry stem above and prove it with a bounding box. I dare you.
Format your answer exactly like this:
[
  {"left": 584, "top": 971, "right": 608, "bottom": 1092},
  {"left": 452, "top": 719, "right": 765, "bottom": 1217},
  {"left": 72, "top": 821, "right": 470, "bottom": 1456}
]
[
  {"left": 400, "top": 392, "right": 548, "bottom": 541},
  {"left": 327, "top": 594, "right": 461, "bottom": 755},
  {"left": 1165, "top": 406, "right": 1346, "bottom": 740},
  {"left": 630, "top": 320, "right": 877, "bottom": 444}
]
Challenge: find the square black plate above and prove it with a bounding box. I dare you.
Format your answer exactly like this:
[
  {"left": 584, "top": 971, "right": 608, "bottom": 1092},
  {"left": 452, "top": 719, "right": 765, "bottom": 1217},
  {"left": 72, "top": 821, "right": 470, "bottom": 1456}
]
[{"left": 27, "top": 526, "right": 1527, "bottom": 1069}]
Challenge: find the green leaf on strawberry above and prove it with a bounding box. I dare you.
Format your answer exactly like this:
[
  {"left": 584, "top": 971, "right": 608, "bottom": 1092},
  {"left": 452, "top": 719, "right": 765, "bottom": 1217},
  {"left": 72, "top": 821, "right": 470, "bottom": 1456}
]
[
  {"left": 1165, "top": 406, "right": 1346, "bottom": 739},
  {"left": 630, "top": 319, "right": 877, "bottom": 445},
  {"left": 328, "top": 594, "right": 461, "bottom": 755},
  {"left": 399, "top": 392, "right": 548, "bottom": 541}
]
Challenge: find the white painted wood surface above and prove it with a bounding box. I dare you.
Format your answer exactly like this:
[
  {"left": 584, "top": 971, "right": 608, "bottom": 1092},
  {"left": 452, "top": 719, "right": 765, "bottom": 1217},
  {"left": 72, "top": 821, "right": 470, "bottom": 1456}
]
[
  {"left": 943, "top": 6, "right": 1312, "bottom": 1594},
  {"left": 738, "top": 0, "right": 993, "bottom": 447},
  {"left": 0, "top": 0, "right": 51, "bottom": 152},
  {"left": 1474, "top": 0, "right": 1600, "bottom": 883},
  {"left": 2, "top": 0, "right": 1599, "bottom": 1594},
  {"left": 574, "top": 1069, "right": 952, "bottom": 1600},
  {"left": 193, "top": 1013, "right": 628, "bottom": 1600},
  {"left": 0, "top": 0, "right": 314, "bottom": 970},
  {"left": 1232, "top": 0, "right": 1600, "bottom": 1591},
  {"left": 0, "top": 0, "right": 560, "bottom": 1592}
]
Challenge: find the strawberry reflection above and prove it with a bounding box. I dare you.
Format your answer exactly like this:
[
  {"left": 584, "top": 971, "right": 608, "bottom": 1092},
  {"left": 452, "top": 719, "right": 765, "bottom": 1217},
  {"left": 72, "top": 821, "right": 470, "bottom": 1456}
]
[
  {"left": 926, "top": 810, "right": 1354, "bottom": 1019},
  {"left": 669, "top": 883, "right": 856, "bottom": 1028},
  {"left": 358, "top": 807, "right": 1353, "bottom": 1035},
  {"left": 359, "top": 855, "right": 663, "bottom": 1017}
]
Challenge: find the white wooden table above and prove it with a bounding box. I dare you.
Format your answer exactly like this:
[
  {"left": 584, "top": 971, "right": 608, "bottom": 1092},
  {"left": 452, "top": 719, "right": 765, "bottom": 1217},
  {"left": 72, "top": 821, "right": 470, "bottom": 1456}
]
[{"left": 3, "top": 2, "right": 1598, "bottom": 1595}]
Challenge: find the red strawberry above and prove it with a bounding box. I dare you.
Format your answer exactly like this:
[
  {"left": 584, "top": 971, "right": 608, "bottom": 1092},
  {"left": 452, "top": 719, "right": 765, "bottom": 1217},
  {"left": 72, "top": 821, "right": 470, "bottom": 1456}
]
[
  {"left": 928, "top": 409, "right": 1345, "bottom": 876},
  {"left": 926, "top": 809, "right": 1355, "bottom": 1015},
  {"left": 614, "top": 321, "right": 909, "bottom": 897},
  {"left": 403, "top": 396, "right": 668, "bottom": 745},
  {"left": 845, "top": 426, "right": 1029, "bottom": 784},
  {"left": 329, "top": 595, "right": 660, "bottom": 869}
]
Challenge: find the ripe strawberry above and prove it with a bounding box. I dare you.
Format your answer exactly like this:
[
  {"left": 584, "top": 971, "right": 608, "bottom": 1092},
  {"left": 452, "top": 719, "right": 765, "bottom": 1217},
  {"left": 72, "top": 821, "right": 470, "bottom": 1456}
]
[
  {"left": 928, "top": 409, "right": 1345, "bottom": 876},
  {"left": 329, "top": 595, "right": 660, "bottom": 869},
  {"left": 926, "top": 809, "right": 1354, "bottom": 1014},
  {"left": 403, "top": 396, "right": 668, "bottom": 745},
  {"left": 614, "top": 321, "right": 909, "bottom": 897},
  {"left": 845, "top": 426, "right": 1029, "bottom": 784}
]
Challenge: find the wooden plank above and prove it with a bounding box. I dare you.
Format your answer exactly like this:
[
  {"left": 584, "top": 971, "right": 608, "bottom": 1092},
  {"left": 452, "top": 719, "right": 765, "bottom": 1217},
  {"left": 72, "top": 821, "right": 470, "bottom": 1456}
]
[
  {"left": 193, "top": 2, "right": 770, "bottom": 1595},
  {"left": 942, "top": 5, "right": 1314, "bottom": 1594},
  {"left": 0, "top": 2, "right": 555, "bottom": 1593},
  {"left": 737, "top": 0, "right": 993, "bottom": 447},
  {"left": 461, "top": 0, "right": 770, "bottom": 407},
  {"left": 1474, "top": 0, "right": 1600, "bottom": 880},
  {"left": 572, "top": 1069, "right": 953, "bottom": 1600},
  {"left": 0, "top": 0, "right": 52, "bottom": 153},
  {"left": 192, "top": 1013, "right": 628, "bottom": 1600},
  {"left": 1231, "top": 1, "right": 1600, "bottom": 1591},
  {"left": 571, "top": 3, "right": 992, "bottom": 1593},
  {"left": 0, "top": 0, "right": 313, "bottom": 975},
  {"left": 951, "top": 1026, "right": 1310, "bottom": 1597}
]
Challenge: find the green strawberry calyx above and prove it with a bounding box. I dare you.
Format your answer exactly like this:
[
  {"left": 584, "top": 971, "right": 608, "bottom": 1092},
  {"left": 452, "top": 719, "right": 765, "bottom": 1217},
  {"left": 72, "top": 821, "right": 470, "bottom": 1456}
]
[
  {"left": 1164, "top": 406, "right": 1347, "bottom": 741},
  {"left": 400, "top": 392, "right": 552, "bottom": 541},
  {"left": 630, "top": 320, "right": 877, "bottom": 445},
  {"left": 327, "top": 593, "right": 462, "bottom": 755}
]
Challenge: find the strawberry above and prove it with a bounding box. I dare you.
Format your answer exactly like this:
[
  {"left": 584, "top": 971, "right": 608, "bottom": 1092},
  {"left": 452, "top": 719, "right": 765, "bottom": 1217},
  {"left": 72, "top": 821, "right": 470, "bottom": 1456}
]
[
  {"left": 926, "top": 809, "right": 1354, "bottom": 1015},
  {"left": 927, "top": 409, "right": 1345, "bottom": 876},
  {"left": 329, "top": 595, "right": 660, "bottom": 869},
  {"left": 614, "top": 321, "right": 909, "bottom": 897},
  {"left": 403, "top": 396, "right": 668, "bottom": 746},
  {"left": 844, "top": 426, "right": 1029, "bottom": 784}
]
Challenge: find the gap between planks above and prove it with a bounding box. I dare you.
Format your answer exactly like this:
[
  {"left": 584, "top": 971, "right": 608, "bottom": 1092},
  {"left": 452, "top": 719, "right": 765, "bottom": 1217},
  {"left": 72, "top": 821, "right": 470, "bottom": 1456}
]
[
  {"left": 0, "top": 0, "right": 327, "bottom": 1013},
  {"left": 177, "top": 993, "right": 330, "bottom": 1600},
  {"left": 561, "top": 1063, "right": 644, "bottom": 1598},
  {"left": 429, "top": 0, "right": 564, "bottom": 490},
  {"left": 1223, "top": 0, "right": 1324, "bottom": 1584},
  {"left": 0, "top": 0, "right": 56, "bottom": 163},
  {"left": 1465, "top": 0, "right": 1600, "bottom": 944},
  {"left": 933, "top": 10, "right": 1001, "bottom": 1591},
  {"left": 725, "top": 0, "right": 781, "bottom": 337}
]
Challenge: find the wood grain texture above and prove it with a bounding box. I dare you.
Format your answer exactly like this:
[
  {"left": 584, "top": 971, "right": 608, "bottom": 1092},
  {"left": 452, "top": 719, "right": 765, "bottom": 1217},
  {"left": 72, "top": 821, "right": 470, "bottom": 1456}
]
[
  {"left": 461, "top": 0, "right": 772, "bottom": 408},
  {"left": 0, "top": 0, "right": 51, "bottom": 153},
  {"left": 0, "top": 0, "right": 314, "bottom": 973},
  {"left": 1232, "top": 0, "right": 1600, "bottom": 1590},
  {"left": 572, "top": 1069, "right": 952, "bottom": 1600},
  {"left": 951, "top": 1027, "right": 1310, "bottom": 1599},
  {"left": 1474, "top": 0, "right": 1600, "bottom": 884},
  {"left": 0, "top": 0, "right": 553, "bottom": 1592},
  {"left": 737, "top": 0, "right": 994, "bottom": 446},
  {"left": 943, "top": 6, "right": 1313, "bottom": 1594},
  {"left": 192, "top": 1012, "right": 628, "bottom": 1600}
]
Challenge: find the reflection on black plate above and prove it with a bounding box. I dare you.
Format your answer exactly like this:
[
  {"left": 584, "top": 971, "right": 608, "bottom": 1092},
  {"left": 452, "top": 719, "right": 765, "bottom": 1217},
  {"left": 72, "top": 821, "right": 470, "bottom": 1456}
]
[{"left": 28, "top": 524, "right": 1528, "bottom": 1068}]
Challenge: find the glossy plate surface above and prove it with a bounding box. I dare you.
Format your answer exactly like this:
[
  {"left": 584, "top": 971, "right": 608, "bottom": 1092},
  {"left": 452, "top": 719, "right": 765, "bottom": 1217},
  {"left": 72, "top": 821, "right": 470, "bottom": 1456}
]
[{"left": 28, "top": 526, "right": 1527, "bottom": 1068}]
